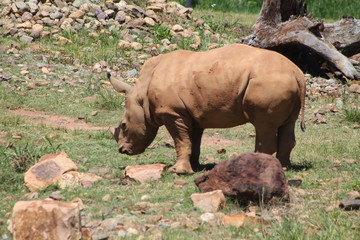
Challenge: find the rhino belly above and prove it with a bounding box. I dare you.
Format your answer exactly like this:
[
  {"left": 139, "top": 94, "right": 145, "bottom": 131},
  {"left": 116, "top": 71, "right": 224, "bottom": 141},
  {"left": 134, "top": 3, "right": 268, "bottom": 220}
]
[{"left": 193, "top": 109, "right": 248, "bottom": 128}]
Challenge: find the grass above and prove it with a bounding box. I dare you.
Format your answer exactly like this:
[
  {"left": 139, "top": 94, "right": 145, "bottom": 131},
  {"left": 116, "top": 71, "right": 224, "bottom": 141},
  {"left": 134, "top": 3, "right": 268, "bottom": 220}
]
[{"left": 177, "top": 0, "right": 360, "bottom": 19}]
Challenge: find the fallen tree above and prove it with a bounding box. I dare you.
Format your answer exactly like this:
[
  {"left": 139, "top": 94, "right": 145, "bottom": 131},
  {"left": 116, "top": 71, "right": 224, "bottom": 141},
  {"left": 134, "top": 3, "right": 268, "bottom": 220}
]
[{"left": 240, "top": 0, "right": 360, "bottom": 80}]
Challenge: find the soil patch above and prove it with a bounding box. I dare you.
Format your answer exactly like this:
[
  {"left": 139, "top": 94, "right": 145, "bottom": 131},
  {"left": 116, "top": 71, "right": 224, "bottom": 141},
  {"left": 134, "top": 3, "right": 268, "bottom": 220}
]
[
  {"left": 9, "top": 109, "right": 108, "bottom": 131},
  {"left": 9, "top": 109, "right": 238, "bottom": 145},
  {"left": 201, "top": 136, "right": 238, "bottom": 146}
]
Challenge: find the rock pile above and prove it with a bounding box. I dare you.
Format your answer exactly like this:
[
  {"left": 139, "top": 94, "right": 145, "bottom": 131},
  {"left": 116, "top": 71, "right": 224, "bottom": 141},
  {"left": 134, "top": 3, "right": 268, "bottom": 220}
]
[{"left": 0, "top": 0, "right": 221, "bottom": 50}]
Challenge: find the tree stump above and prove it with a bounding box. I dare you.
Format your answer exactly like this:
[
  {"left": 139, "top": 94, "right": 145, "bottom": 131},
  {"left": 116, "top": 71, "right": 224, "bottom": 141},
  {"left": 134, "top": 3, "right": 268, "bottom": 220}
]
[{"left": 240, "top": 0, "right": 360, "bottom": 80}]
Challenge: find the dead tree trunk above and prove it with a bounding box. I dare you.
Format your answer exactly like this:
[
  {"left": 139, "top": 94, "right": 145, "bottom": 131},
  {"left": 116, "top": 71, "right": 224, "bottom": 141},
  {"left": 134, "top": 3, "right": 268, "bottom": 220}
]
[{"left": 240, "top": 0, "right": 360, "bottom": 80}]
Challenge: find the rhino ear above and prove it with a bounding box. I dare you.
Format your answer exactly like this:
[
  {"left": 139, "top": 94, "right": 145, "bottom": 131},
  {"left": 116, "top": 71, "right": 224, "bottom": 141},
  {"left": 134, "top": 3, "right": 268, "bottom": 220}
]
[{"left": 107, "top": 72, "right": 132, "bottom": 94}]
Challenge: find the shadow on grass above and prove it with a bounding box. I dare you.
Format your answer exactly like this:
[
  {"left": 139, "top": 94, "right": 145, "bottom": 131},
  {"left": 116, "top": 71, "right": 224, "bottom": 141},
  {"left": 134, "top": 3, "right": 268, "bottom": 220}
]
[{"left": 288, "top": 163, "right": 313, "bottom": 171}]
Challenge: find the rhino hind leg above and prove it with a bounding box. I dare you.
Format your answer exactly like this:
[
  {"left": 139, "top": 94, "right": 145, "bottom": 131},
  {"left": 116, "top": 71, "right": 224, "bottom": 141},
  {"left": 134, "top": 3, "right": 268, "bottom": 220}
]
[
  {"left": 276, "top": 121, "right": 296, "bottom": 168},
  {"left": 254, "top": 124, "right": 278, "bottom": 157}
]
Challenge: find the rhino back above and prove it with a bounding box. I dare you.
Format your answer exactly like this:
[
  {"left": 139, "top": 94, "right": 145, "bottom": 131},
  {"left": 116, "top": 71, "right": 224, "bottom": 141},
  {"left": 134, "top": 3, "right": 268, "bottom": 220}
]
[{"left": 144, "top": 44, "right": 302, "bottom": 128}]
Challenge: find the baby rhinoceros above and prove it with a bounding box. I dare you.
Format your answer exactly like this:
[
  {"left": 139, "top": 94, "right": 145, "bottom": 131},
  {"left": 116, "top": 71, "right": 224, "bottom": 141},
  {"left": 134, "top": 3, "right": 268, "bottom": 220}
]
[{"left": 109, "top": 44, "right": 306, "bottom": 174}]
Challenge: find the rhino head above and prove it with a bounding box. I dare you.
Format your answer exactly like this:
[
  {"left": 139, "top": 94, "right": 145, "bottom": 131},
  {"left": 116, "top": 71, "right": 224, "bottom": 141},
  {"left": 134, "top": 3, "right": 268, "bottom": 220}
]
[{"left": 109, "top": 73, "right": 158, "bottom": 155}]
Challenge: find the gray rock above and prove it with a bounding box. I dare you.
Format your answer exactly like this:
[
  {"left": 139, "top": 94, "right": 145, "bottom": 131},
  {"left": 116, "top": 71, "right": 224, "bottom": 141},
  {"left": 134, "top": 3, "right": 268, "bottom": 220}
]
[
  {"left": 93, "top": 6, "right": 102, "bottom": 16},
  {"left": 339, "top": 199, "right": 360, "bottom": 210},
  {"left": 21, "top": 12, "right": 33, "bottom": 22},
  {"left": 15, "top": 2, "right": 29, "bottom": 13},
  {"left": 19, "top": 35, "right": 33, "bottom": 43},
  {"left": 125, "top": 69, "right": 138, "bottom": 78},
  {"left": 101, "top": 218, "right": 123, "bottom": 231},
  {"left": 50, "top": 11, "right": 63, "bottom": 20},
  {"left": 115, "top": 11, "right": 126, "bottom": 23},
  {"left": 27, "top": 2, "right": 39, "bottom": 14},
  {"left": 104, "top": 9, "right": 115, "bottom": 18},
  {"left": 72, "top": 0, "right": 88, "bottom": 8},
  {"left": 96, "top": 12, "right": 107, "bottom": 20},
  {"left": 288, "top": 179, "right": 302, "bottom": 187},
  {"left": 54, "top": 0, "right": 67, "bottom": 8}
]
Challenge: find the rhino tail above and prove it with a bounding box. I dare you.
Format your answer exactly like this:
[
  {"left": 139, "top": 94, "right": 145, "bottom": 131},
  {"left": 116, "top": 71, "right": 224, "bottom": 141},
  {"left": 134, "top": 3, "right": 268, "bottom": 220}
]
[{"left": 297, "top": 72, "right": 306, "bottom": 132}]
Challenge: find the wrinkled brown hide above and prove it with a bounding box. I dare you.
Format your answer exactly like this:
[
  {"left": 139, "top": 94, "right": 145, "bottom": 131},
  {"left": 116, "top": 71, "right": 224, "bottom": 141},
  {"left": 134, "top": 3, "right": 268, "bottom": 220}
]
[
  {"left": 194, "top": 152, "right": 289, "bottom": 203},
  {"left": 112, "top": 44, "right": 306, "bottom": 174}
]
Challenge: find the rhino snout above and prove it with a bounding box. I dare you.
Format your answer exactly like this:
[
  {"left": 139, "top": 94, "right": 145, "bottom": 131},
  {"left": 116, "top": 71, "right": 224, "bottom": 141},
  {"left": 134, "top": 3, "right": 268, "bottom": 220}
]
[{"left": 118, "top": 144, "right": 133, "bottom": 155}]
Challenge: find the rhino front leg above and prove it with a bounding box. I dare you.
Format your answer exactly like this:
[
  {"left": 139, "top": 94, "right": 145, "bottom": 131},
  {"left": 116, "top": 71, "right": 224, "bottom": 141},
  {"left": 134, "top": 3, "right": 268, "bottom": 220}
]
[
  {"left": 163, "top": 115, "right": 194, "bottom": 174},
  {"left": 190, "top": 128, "right": 204, "bottom": 171}
]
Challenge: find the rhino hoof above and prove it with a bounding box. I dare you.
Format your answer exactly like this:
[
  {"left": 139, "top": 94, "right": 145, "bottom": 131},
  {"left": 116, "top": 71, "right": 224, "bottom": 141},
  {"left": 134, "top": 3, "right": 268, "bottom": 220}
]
[{"left": 169, "top": 165, "right": 194, "bottom": 175}]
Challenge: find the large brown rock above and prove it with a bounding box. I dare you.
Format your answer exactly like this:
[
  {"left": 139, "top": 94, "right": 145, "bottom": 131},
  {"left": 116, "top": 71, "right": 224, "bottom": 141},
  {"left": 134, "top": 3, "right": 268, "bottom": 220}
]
[
  {"left": 24, "top": 151, "right": 78, "bottom": 191},
  {"left": 8, "top": 200, "right": 81, "bottom": 240},
  {"left": 194, "top": 152, "right": 289, "bottom": 203}
]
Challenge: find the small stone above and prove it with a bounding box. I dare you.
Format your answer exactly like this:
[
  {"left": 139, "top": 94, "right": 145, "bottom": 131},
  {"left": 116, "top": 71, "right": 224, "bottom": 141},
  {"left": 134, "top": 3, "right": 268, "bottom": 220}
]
[
  {"left": 288, "top": 179, "right": 303, "bottom": 187},
  {"left": 216, "top": 148, "right": 226, "bottom": 154},
  {"left": 125, "top": 163, "right": 166, "bottom": 183},
  {"left": 172, "top": 24, "right": 184, "bottom": 32},
  {"left": 141, "top": 195, "right": 151, "bottom": 200},
  {"left": 1, "top": 6, "right": 12, "bottom": 15},
  {"left": 190, "top": 190, "right": 225, "bottom": 213},
  {"left": 49, "top": 192, "right": 66, "bottom": 201},
  {"left": 348, "top": 84, "right": 360, "bottom": 94},
  {"left": 130, "top": 42, "right": 143, "bottom": 50},
  {"left": 91, "top": 111, "right": 98, "bottom": 116},
  {"left": 30, "top": 24, "right": 44, "bottom": 38},
  {"left": 118, "top": 40, "right": 131, "bottom": 49},
  {"left": 69, "top": 10, "right": 85, "bottom": 19},
  {"left": 15, "top": 2, "right": 29, "bottom": 13},
  {"left": 339, "top": 199, "right": 360, "bottom": 210},
  {"left": 125, "top": 69, "right": 138, "bottom": 78},
  {"left": 50, "top": 11, "right": 63, "bottom": 20},
  {"left": 200, "top": 212, "right": 215, "bottom": 222},
  {"left": 21, "top": 12, "right": 33, "bottom": 22},
  {"left": 115, "top": 11, "right": 126, "bottom": 23},
  {"left": 221, "top": 213, "right": 270, "bottom": 227},
  {"left": 97, "top": 12, "right": 108, "bottom": 20},
  {"left": 144, "top": 17, "right": 155, "bottom": 26},
  {"left": 22, "top": 192, "right": 40, "bottom": 200},
  {"left": 102, "top": 194, "right": 111, "bottom": 201}
]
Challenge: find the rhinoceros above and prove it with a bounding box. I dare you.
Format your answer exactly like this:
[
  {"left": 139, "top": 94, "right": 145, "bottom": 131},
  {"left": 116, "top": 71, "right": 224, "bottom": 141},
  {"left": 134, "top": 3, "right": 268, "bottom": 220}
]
[{"left": 109, "top": 44, "right": 306, "bottom": 174}]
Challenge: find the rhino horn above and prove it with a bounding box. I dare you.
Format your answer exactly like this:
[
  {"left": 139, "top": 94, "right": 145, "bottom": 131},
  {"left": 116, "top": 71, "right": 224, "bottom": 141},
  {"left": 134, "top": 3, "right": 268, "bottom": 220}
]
[{"left": 107, "top": 72, "right": 132, "bottom": 94}]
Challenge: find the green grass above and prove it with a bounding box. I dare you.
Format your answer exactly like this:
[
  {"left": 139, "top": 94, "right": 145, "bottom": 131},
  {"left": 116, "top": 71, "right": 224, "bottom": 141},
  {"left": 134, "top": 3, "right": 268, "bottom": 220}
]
[{"left": 177, "top": 0, "right": 360, "bottom": 19}]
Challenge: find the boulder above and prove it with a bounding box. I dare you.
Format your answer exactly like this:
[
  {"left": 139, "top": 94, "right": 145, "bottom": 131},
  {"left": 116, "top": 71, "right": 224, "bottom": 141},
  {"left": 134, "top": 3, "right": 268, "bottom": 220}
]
[
  {"left": 125, "top": 163, "right": 166, "bottom": 183},
  {"left": 194, "top": 152, "right": 289, "bottom": 203},
  {"left": 190, "top": 190, "right": 225, "bottom": 213},
  {"left": 24, "top": 151, "right": 78, "bottom": 191},
  {"left": 8, "top": 200, "right": 81, "bottom": 240}
]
